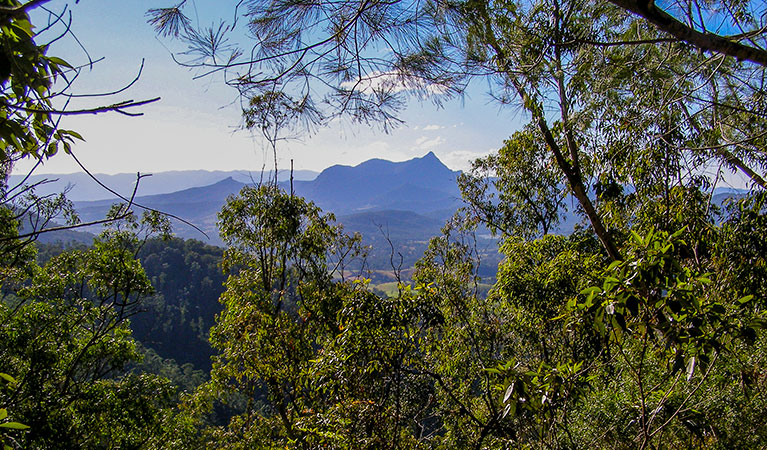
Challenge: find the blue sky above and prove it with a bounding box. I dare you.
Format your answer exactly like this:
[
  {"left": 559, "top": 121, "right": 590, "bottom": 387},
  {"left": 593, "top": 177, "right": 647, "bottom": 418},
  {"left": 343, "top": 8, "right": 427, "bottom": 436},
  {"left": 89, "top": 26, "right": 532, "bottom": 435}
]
[{"left": 12, "top": 0, "right": 519, "bottom": 176}]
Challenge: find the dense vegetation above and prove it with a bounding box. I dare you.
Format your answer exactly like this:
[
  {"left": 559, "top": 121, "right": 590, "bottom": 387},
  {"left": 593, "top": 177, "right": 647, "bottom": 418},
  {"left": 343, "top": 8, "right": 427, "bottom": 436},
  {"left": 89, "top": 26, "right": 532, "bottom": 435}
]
[
  {"left": 132, "top": 237, "right": 225, "bottom": 371},
  {"left": 2, "top": 0, "right": 767, "bottom": 448}
]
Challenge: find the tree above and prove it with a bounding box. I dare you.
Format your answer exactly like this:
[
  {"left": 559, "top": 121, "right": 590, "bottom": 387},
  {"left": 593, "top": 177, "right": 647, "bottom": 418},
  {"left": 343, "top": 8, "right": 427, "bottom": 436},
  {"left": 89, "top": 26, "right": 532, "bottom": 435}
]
[
  {"left": 0, "top": 4, "right": 197, "bottom": 444},
  {"left": 131, "top": 236, "right": 227, "bottom": 372},
  {"left": 0, "top": 210, "right": 191, "bottom": 449},
  {"left": 189, "top": 185, "right": 468, "bottom": 448},
  {"left": 181, "top": 176, "right": 767, "bottom": 448},
  {"left": 188, "top": 185, "right": 372, "bottom": 447},
  {"left": 605, "top": 0, "right": 767, "bottom": 66},
  {"left": 3, "top": 5, "right": 388, "bottom": 450},
  {"left": 459, "top": 124, "right": 568, "bottom": 239},
  {"left": 149, "top": 1, "right": 767, "bottom": 448},
  {"left": 193, "top": 186, "right": 509, "bottom": 448}
]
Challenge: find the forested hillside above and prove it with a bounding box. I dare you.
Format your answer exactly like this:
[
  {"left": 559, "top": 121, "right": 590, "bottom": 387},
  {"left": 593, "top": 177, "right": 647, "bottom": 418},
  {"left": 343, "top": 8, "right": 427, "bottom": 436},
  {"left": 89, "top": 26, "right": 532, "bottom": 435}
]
[
  {"left": 131, "top": 238, "right": 225, "bottom": 371},
  {"left": 2, "top": 0, "right": 767, "bottom": 449}
]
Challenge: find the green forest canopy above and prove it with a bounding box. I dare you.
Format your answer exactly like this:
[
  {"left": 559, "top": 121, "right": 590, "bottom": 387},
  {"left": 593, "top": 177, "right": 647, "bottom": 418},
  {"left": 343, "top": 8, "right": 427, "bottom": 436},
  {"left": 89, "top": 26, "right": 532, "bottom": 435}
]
[{"left": 1, "top": 0, "right": 767, "bottom": 448}]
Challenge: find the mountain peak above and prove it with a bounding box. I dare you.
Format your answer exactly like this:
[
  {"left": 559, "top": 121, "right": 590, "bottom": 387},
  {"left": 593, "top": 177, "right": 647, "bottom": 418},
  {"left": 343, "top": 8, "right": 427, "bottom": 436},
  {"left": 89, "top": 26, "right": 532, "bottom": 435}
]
[{"left": 407, "top": 151, "right": 452, "bottom": 174}]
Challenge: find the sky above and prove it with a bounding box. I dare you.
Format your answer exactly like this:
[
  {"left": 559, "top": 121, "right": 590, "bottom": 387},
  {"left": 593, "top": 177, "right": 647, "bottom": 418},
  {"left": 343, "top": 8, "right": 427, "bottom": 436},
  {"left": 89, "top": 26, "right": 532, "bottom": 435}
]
[{"left": 11, "top": 0, "right": 519, "bottom": 177}]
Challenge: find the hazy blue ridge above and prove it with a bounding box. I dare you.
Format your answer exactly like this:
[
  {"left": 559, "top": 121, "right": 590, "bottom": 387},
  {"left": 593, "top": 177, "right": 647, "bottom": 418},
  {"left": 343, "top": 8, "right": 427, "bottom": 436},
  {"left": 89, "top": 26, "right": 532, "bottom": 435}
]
[
  {"left": 9, "top": 169, "right": 318, "bottom": 202},
  {"left": 54, "top": 154, "right": 755, "bottom": 255},
  {"left": 70, "top": 153, "right": 464, "bottom": 246},
  {"left": 290, "top": 151, "right": 460, "bottom": 214}
]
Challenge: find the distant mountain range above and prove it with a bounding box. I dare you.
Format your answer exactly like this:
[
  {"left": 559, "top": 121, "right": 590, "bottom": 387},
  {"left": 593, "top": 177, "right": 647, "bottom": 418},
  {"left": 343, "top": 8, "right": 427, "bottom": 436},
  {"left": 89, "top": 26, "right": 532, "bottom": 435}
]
[
  {"left": 18, "top": 153, "right": 753, "bottom": 272},
  {"left": 69, "top": 152, "right": 464, "bottom": 250},
  {"left": 290, "top": 152, "right": 466, "bottom": 268},
  {"left": 8, "top": 169, "right": 318, "bottom": 202},
  {"left": 292, "top": 151, "right": 461, "bottom": 214}
]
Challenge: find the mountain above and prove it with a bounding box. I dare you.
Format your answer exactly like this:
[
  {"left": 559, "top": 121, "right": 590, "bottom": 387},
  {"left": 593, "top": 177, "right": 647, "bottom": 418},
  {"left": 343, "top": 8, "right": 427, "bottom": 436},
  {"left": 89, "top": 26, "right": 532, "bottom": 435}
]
[
  {"left": 9, "top": 169, "right": 318, "bottom": 202},
  {"left": 291, "top": 151, "right": 462, "bottom": 215},
  {"left": 75, "top": 177, "right": 247, "bottom": 243},
  {"left": 711, "top": 187, "right": 750, "bottom": 209},
  {"left": 71, "top": 153, "right": 463, "bottom": 249}
]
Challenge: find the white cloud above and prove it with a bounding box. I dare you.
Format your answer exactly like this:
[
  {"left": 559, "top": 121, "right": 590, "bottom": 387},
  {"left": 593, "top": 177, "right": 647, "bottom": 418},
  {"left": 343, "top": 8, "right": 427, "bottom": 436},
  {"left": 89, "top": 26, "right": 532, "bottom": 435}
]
[
  {"left": 413, "top": 136, "right": 446, "bottom": 151},
  {"left": 440, "top": 148, "right": 496, "bottom": 171},
  {"left": 422, "top": 124, "right": 443, "bottom": 131},
  {"left": 340, "top": 71, "right": 449, "bottom": 96}
]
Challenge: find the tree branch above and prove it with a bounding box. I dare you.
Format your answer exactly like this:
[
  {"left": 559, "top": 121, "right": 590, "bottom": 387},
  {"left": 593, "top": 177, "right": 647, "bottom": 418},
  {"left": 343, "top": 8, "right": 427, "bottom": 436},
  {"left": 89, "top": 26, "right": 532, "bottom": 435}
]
[
  {"left": 67, "top": 151, "right": 209, "bottom": 239},
  {"left": 1, "top": 97, "right": 161, "bottom": 117},
  {"left": 0, "top": 213, "right": 130, "bottom": 243},
  {"left": 607, "top": 0, "right": 767, "bottom": 67}
]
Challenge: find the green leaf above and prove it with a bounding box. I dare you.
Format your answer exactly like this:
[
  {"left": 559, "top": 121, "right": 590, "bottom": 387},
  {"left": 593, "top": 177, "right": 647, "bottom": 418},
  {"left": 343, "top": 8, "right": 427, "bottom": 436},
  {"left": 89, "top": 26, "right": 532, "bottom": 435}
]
[
  {"left": 46, "top": 56, "right": 73, "bottom": 69},
  {"left": 580, "top": 286, "right": 601, "bottom": 296},
  {"left": 670, "top": 227, "right": 687, "bottom": 239},
  {"left": 594, "top": 315, "right": 605, "bottom": 335},
  {"left": 0, "top": 373, "right": 16, "bottom": 384},
  {"left": 0, "top": 422, "right": 29, "bottom": 430},
  {"left": 11, "top": 21, "right": 33, "bottom": 38},
  {"left": 738, "top": 295, "right": 754, "bottom": 304}
]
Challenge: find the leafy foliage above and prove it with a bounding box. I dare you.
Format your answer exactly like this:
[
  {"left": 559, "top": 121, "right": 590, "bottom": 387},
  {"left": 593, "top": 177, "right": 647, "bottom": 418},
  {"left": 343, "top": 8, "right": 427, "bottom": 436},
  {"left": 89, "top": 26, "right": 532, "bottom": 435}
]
[
  {"left": 0, "top": 214, "right": 187, "bottom": 448},
  {"left": 6, "top": 0, "right": 765, "bottom": 448},
  {"left": 460, "top": 123, "right": 568, "bottom": 238},
  {"left": 0, "top": 0, "right": 82, "bottom": 170}
]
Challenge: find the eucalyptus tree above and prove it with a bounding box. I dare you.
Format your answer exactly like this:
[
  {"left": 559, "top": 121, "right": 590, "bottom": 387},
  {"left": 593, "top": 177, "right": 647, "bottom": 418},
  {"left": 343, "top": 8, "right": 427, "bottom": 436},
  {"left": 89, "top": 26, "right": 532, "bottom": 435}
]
[
  {"left": 150, "top": 1, "right": 767, "bottom": 447},
  {"left": 606, "top": 0, "right": 767, "bottom": 66},
  {"left": 188, "top": 185, "right": 447, "bottom": 448},
  {"left": 0, "top": 3, "right": 191, "bottom": 444},
  {"left": 0, "top": 209, "right": 192, "bottom": 449},
  {"left": 458, "top": 124, "right": 568, "bottom": 239}
]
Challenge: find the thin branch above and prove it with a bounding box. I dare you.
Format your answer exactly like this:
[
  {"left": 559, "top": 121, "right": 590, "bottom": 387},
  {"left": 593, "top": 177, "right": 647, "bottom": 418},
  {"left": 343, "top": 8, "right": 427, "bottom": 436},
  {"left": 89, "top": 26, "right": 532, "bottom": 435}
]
[
  {"left": 560, "top": 37, "right": 676, "bottom": 47},
  {"left": 0, "top": 97, "right": 161, "bottom": 117},
  {"left": 0, "top": 213, "right": 130, "bottom": 243},
  {"left": 62, "top": 59, "right": 147, "bottom": 98},
  {"left": 649, "top": 351, "right": 720, "bottom": 438},
  {"left": 68, "top": 152, "right": 209, "bottom": 239}
]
